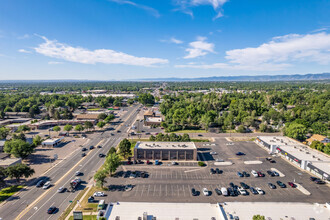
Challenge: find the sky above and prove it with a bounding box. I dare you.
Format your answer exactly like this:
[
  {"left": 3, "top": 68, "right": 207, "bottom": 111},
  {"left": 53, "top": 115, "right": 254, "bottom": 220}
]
[{"left": 0, "top": 0, "right": 330, "bottom": 80}]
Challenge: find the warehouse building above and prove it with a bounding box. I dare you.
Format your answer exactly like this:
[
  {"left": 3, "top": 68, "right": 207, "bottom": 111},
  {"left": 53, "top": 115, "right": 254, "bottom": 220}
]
[
  {"left": 42, "top": 137, "right": 64, "bottom": 147},
  {"left": 134, "top": 141, "right": 197, "bottom": 161}
]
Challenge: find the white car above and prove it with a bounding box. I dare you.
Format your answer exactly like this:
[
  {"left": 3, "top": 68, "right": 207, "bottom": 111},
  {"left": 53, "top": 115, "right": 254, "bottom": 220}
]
[
  {"left": 251, "top": 170, "right": 258, "bottom": 177},
  {"left": 210, "top": 152, "right": 217, "bottom": 155},
  {"left": 202, "top": 188, "right": 209, "bottom": 196},
  {"left": 43, "top": 181, "right": 51, "bottom": 189},
  {"left": 221, "top": 187, "right": 228, "bottom": 196},
  {"left": 215, "top": 158, "right": 224, "bottom": 162},
  {"left": 75, "top": 171, "right": 83, "bottom": 176},
  {"left": 256, "top": 187, "right": 265, "bottom": 195},
  {"left": 238, "top": 187, "right": 248, "bottom": 195},
  {"left": 129, "top": 174, "right": 136, "bottom": 179},
  {"left": 93, "top": 192, "right": 105, "bottom": 197},
  {"left": 57, "top": 186, "right": 65, "bottom": 193},
  {"left": 226, "top": 142, "right": 234, "bottom": 145}
]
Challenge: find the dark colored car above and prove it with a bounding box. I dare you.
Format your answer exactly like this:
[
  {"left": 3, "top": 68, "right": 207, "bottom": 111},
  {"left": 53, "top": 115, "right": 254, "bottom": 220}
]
[
  {"left": 268, "top": 183, "right": 276, "bottom": 189},
  {"left": 81, "top": 148, "right": 87, "bottom": 151},
  {"left": 267, "top": 170, "right": 275, "bottom": 177},
  {"left": 99, "top": 153, "right": 105, "bottom": 158},
  {"left": 81, "top": 153, "right": 86, "bottom": 157},
  {"left": 98, "top": 145, "right": 102, "bottom": 148},
  {"left": 215, "top": 168, "right": 221, "bottom": 174},
  {"left": 89, "top": 146, "right": 94, "bottom": 150},
  {"left": 276, "top": 181, "right": 286, "bottom": 188},
  {"left": 242, "top": 171, "right": 250, "bottom": 177},
  {"left": 288, "top": 182, "right": 297, "bottom": 188},
  {"left": 237, "top": 172, "right": 244, "bottom": 177},
  {"left": 250, "top": 187, "right": 258, "bottom": 195},
  {"left": 269, "top": 159, "right": 276, "bottom": 163},
  {"left": 191, "top": 188, "right": 198, "bottom": 196},
  {"left": 47, "top": 206, "right": 57, "bottom": 214},
  {"left": 141, "top": 172, "right": 148, "bottom": 178},
  {"left": 240, "top": 182, "right": 249, "bottom": 189},
  {"left": 36, "top": 179, "right": 46, "bottom": 187},
  {"left": 210, "top": 168, "right": 216, "bottom": 174},
  {"left": 229, "top": 182, "right": 235, "bottom": 188},
  {"left": 236, "top": 152, "right": 245, "bottom": 156},
  {"left": 215, "top": 188, "right": 222, "bottom": 195},
  {"left": 227, "top": 188, "right": 235, "bottom": 197}
]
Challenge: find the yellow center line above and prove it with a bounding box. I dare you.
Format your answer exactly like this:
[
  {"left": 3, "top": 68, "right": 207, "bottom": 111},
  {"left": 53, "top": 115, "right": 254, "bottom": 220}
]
[{"left": 15, "top": 139, "right": 104, "bottom": 220}]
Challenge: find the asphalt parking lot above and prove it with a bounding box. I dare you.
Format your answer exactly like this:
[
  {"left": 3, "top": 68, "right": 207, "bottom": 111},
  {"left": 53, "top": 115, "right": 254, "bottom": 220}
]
[{"left": 103, "top": 138, "right": 330, "bottom": 204}]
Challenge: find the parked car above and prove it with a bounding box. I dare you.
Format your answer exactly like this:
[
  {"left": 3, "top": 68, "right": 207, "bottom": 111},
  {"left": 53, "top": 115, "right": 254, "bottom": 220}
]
[
  {"left": 238, "top": 187, "right": 248, "bottom": 196},
  {"left": 215, "top": 188, "right": 222, "bottom": 195},
  {"left": 251, "top": 170, "right": 258, "bottom": 177},
  {"left": 99, "top": 153, "right": 105, "bottom": 158},
  {"left": 215, "top": 168, "right": 222, "bottom": 174},
  {"left": 257, "top": 172, "right": 265, "bottom": 177},
  {"left": 268, "top": 183, "right": 276, "bottom": 189},
  {"left": 210, "top": 151, "right": 217, "bottom": 155},
  {"left": 267, "top": 170, "right": 275, "bottom": 177},
  {"left": 228, "top": 187, "right": 235, "bottom": 196},
  {"left": 191, "top": 188, "right": 198, "bottom": 196},
  {"left": 250, "top": 187, "right": 258, "bottom": 195},
  {"left": 221, "top": 187, "right": 228, "bottom": 196},
  {"left": 273, "top": 171, "right": 280, "bottom": 176},
  {"left": 125, "top": 184, "right": 133, "bottom": 191},
  {"left": 237, "top": 172, "right": 244, "bottom": 177},
  {"left": 171, "top": 161, "right": 178, "bottom": 165},
  {"left": 202, "top": 188, "right": 209, "bottom": 196},
  {"left": 242, "top": 171, "right": 250, "bottom": 177},
  {"left": 276, "top": 181, "right": 286, "bottom": 188},
  {"left": 155, "top": 160, "right": 160, "bottom": 165},
  {"left": 93, "top": 192, "right": 105, "bottom": 197},
  {"left": 43, "top": 181, "right": 51, "bottom": 189},
  {"left": 81, "top": 148, "right": 87, "bottom": 151},
  {"left": 129, "top": 173, "right": 136, "bottom": 179},
  {"left": 47, "top": 206, "right": 57, "bottom": 214},
  {"left": 240, "top": 182, "right": 249, "bottom": 189},
  {"left": 97, "top": 145, "right": 102, "bottom": 148},
  {"left": 89, "top": 146, "right": 94, "bottom": 150},
  {"left": 236, "top": 152, "right": 245, "bottom": 156},
  {"left": 210, "top": 168, "right": 216, "bottom": 174},
  {"left": 256, "top": 187, "right": 265, "bottom": 195},
  {"left": 288, "top": 182, "right": 297, "bottom": 188}
]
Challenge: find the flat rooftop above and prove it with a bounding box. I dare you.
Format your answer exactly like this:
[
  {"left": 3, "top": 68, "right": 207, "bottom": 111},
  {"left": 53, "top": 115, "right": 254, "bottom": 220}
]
[
  {"left": 106, "top": 202, "right": 223, "bottom": 220},
  {"left": 0, "top": 158, "right": 21, "bottom": 166},
  {"left": 145, "top": 117, "right": 162, "bottom": 122},
  {"left": 42, "top": 138, "right": 63, "bottom": 144},
  {"left": 223, "top": 202, "right": 330, "bottom": 220},
  {"left": 257, "top": 136, "right": 303, "bottom": 146},
  {"left": 135, "top": 142, "right": 196, "bottom": 150}
]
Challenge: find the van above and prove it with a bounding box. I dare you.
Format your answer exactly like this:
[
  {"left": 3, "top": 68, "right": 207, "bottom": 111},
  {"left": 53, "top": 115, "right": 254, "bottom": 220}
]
[
  {"left": 221, "top": 187, "right": 228, "bottom": 196},
  {"left": 97, "top": 200, "right": 105, "bottom": 210}
]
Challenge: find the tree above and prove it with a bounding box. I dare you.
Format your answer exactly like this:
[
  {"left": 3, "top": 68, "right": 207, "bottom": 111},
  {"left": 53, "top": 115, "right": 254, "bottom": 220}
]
[
  {"left": 12, "top": 132, "right": 26, "bottom": 141},
  {"left": 84, "top": 121, "right": 94, "bottom": 131},
  {"left": 324, "top": 143, "right": 330, "bottom": 155},
  {"left": 108, "top": 147, "right": 116, "bottom": 155},
  {"left": 127, "top": 99, "right": 134, "bottom": 105},
  {"left": 104, "top": 114, "right": 115, "bottom": 123},
  {"left": 5, "top": 163, "right": 35, "bottom": 183},
  {"left": 53, "top": 126, "right": 61, "bottom": 134},
  {"left": 94, "top": 169, "right": 107, "bottom": 188},
  {"left": 63, "top": 124, "right": 73, "bottom": 135},
  {"left": 284, "top": 123, "right": 307, "bottom": 141},
  {"left": 98, "top": 113, "right": 107, "bottom": 120},
  {"left": 97, "top": 121, "right": 106, "bottom": 129},
  {"left": 182, "top": 133, "right": 190, "bottom": 141},
  {"left": 0, "top": 167, "right": 6, "bottom": 187},
  {"left": 104, "top": 152, "right": 120, "bottom": 175},
  {"left": 119, "top": 138, "right": 131, "bottom": 158},
  {"left": 236, "top": 125, "right": 246, "bottom": 133},
  {"left": 4, "top": 139, "right": 34, "bottom": 159},
  {"left": 33, "top": 135, "right": 42, "bottom": 146},
  {"left": 16, "top": 125, "right": 30, "bottom": 133},
  {"left": 74, "top": 124, "right": 84, "bottom": 134},
  {"left": 253, "top": 215, "right": 265, "bottom": 220},
  {"left": 0, "top": 127, "right": 10, "bottom": 139},
  {"left": 149, "top": 135, "right": 156, "bottom": 141}
]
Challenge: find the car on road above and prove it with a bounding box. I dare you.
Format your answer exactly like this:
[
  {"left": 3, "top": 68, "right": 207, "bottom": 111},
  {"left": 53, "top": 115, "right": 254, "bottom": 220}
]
[
  {"left": 145, "top": 132, "right": 150, "bottom": 135},
  {"left": 276, "top": 181, "right": 286, "bottom": 188},
  {"left": 202, "top": 188, "right": 209, "bottom": 196},
  {"left": 93, "top": 192, "right": 105, "bottom": 197},
  {"left": 288, "top": 182, "right": 297, "bottom": 188},
  {"left": 82, "top": 148, "right": 87, "bottom": 151},
  {"left": 36, "top": 179, "right": 46, "bottom": 187},
  {"left": 237, "top": 172, "right": 244, "bottom": 177},
  {"left": 236, "top": 152, "right": 245, "bottom": 156},
  {"left": 43, "top": 181, "right": 51, "bottom": 189},
  {"left": 98, "top": 145, "right": 102, "bottom": 148},
  {"left": 57, "top": 187, "right": 66, "bottom": 193},
  {"left": 99, "top": 153, "right": 105, "bottom": 158},
  {"left": 47, "top": 206, "right": 57, "bottom": 214},
  {"left": 191, "top": 188, "right": 198, "bottom": 196},
  {"left": 215, "top": 188, "right": 222, "bottom": 195},
  {"left": 125, "top": 184, "right": 133, "bottom": 191},
  {"left": 81, "top": 153, "right": 86, "bottom": 157},
  {"left": 268, "top": 183, "right": 276, "bottom": 189},
  {"left": 221, "top": 187, "right": 228, "bottom": 196},
  {"left": 250, "top": 187, "right": 258, "bottom": 195},
  {"left": 251, "top": 170, "right": 258, "bottom": 177},
  {"left": 256, "top": 187, "right": 265, "bottom": 195},
  {"left": 210, "top": 151, "right": 217, "bottom": 155},
  {"left": 75, "top": 171, "right": 83, "bottom": 176},
  {"left": 197, "top": 134, "right": 203, "bottom": 136}
]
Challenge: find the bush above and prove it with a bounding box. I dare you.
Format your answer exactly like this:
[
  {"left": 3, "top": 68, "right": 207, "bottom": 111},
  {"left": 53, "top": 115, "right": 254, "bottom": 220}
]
[{"left": 198, "top": 161, "right": 206, "bottom": 167}]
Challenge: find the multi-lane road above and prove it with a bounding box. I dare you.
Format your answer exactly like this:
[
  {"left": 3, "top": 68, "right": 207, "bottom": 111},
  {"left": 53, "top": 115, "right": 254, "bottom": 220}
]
[{"left": 0, "top": 104, "right": 141, "bottom": 220}]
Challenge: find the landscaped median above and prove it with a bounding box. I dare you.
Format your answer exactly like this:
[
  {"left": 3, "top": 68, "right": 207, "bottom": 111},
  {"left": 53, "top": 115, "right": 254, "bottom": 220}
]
[{"left": 0, "top": 185, "right": 24, "bottom": 203}]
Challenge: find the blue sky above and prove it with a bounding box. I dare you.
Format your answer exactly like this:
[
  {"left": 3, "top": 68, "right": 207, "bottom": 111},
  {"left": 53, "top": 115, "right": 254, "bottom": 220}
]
[{"left": 0, "top": 0, "right": 330, "bottom": 80}]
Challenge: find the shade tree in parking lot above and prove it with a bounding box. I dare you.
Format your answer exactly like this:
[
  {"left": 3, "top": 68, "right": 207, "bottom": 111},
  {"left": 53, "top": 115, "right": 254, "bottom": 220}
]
[
  {"left": 104, "top": 114, "right": 115, "bottom": 123},
  {"left": 253, "top": 215, "right": 266, "bottom": 220},
  {"left": 32, "top": 135, "right": 42, "bottom": 146},
  {"left": 74, "top": 124, "right": 84, "bottom": 134},
  {"left": 84, "top": 121, "right": 94, "bottom": 131},
  {"left": 63, "top": 124, "right": 73, "bottom": 135},
  {"left": 4, "top": 139, "right": 34, "bottom": 159},
  {"left": 104, "top": 152, "right": 121, "bottom": 176},
  {"left": 94, "top": 169, "right": 107, "bottom": 188},
  {"left": 97, "top": 121, "right": 106, "bottom": 129},
  {"left": 53, "top": 126, "right": 61, "bottom": 134},
  {"left": 0, "top": 126, "right": 10, "bottom": 139},
  {"left": 119, "top": 138, "right": 131, "bottom": 158},
  {"left": 98, "top": 113, "right": 107, "bottom": 120},
  {"left": 5, "top": 163, "right": 35, "bottom": 183}
]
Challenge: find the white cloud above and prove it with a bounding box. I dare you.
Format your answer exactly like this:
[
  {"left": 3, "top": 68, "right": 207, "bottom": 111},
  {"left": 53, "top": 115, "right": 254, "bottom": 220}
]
[
  {"left": 176, "top": 32, "right": 330, "bottom": 71},
  {"left": 48, "top": 61, "right": 63, "bottom": 65},
  {"left": 161, "top": 37, "right": 184, "bottom": 44},
  {"left": 184, "top": 36, "right": 214, "bottom": 59},
  {"left": 35, "top": 36, "right": 168, "bottom": 66},
  {"left": 174, "top": 0, "right": 228, "bottom": 19},
  {"left": 17, "top": 34, "right": 30, "bottom": 39},
  {"left": 18, "top": 49, "right": 32, "bottom": 53},
  {"left": 109, "top": 0, "right": 160, "bottom": 17}
]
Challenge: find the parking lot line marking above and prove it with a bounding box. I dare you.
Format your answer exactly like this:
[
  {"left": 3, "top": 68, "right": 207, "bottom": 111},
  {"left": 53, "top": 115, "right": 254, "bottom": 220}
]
[
  {"left": 140, "top": 184, "right": 144, "bottom": 197},
  {"left": 171, "top": 185, "right": 174, "bottom": 196},
  {"left": 159, "top": 184, "right": 162, "bottom": 197},
  {"left": 153, "top": 185, "right": 156, "bottom": 196},
  {"left": 165, "top": 184, "right": 167, "bottom": 196},
  {"left": 228, "top": 157, "right": 240, "bottom": 159}
]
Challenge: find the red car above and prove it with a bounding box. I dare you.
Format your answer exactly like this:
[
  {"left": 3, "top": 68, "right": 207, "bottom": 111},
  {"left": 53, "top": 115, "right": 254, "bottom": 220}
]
[
  {"left": 257, "top": 172, "right": 265, "bottom": 177},
  {"left": 288, "top": 182, "right": 297, "bottom": 188}
]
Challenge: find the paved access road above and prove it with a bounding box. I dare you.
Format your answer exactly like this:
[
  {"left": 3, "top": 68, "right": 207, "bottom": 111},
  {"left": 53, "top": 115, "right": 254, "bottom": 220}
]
[{"left": 0, "top": 104, "right": 141, "bottom": 220}]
